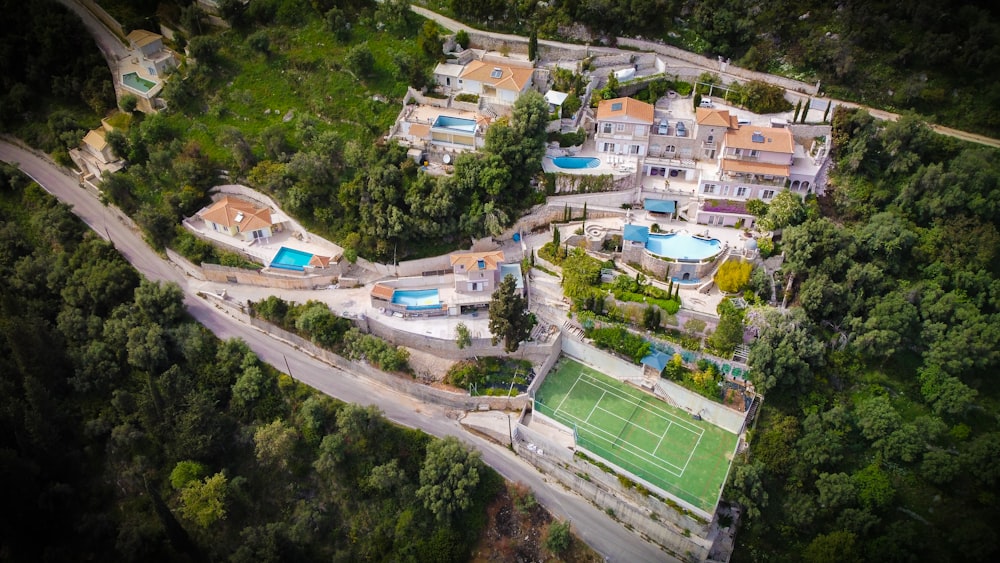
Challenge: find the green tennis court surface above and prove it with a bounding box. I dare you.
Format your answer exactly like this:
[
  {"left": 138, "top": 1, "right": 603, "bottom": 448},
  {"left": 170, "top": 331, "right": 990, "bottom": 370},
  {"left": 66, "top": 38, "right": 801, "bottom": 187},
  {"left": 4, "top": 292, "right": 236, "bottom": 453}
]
[{"left": 535, "top": 358, "right": 738, "bottom": 512}]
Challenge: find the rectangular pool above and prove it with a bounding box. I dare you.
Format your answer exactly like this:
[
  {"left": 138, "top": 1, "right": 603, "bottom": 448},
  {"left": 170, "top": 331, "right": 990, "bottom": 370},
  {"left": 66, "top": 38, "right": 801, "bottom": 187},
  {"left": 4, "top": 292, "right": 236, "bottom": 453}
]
[
  {"left": 391, "top": 288, "right": 442, "bottom": 310},
  {"left": 270, "top": 247, "right": 314, "bottom": 271},
  {"left": 122, "top": 72, "right": 156, "bottom": 94},
  {"left": 432, "top": 115, "right": 477, "bottom": 132}
]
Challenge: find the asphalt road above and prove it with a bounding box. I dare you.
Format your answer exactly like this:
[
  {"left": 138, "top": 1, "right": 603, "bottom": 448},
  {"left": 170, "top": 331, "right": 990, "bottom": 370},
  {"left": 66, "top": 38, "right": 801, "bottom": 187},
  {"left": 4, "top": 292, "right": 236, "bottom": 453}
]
[{"left": 0, "top": 139, "right": 674, "bottom": 562}]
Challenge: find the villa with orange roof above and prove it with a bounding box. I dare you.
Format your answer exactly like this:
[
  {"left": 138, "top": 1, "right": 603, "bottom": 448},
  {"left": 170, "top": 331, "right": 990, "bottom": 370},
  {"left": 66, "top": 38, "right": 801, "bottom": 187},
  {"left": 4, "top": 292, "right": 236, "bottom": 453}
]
[
  {"left": 450, "top": 250, "right": 522, "bottom": 296},
  {"left": 198, "top": 196, "right": 281, "bottom": 242},
  {"left": 455, "top": 60, "right": 534, "bottom": 105},
  {"left": 595, "top": 97, "right": 655, "bottom": 156}
]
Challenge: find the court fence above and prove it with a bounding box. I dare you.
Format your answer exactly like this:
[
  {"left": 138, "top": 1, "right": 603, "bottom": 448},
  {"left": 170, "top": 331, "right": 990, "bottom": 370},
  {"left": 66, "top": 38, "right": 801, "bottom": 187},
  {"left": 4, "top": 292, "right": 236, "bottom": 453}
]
[{"left": 514, "top": 421, "right": 714, "bottom": 561}]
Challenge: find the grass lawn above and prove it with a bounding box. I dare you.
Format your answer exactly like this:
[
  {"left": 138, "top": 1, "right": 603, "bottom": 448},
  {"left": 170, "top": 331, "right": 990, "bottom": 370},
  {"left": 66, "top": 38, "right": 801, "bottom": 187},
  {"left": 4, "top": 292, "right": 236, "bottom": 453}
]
[{"left": 165, "top": 19, "right": 423, "bottom": 164}]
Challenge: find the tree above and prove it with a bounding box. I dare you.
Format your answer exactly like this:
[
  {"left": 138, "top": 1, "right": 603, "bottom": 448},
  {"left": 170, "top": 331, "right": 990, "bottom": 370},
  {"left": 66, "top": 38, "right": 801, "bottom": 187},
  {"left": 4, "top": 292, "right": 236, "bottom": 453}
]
[
  {"left": 545, "top": 520, "right": 571, "bottom": 554},
  {"left": 816, "top": 472, "right": 857, "bottom": 509},
  {"left": 855, "top": 395, "right": 901, "bottom": 443},
  {"left": 455, "top": 322, "right": 471, "bottom": 349},
  {"left": 793, "top": 99, "right": 803, "bottom": 123},
  {"left": 761, "top": 190, "right": 807, "bottom": 231},
  {"left": 455, "top": 30, "right": 469, "bottom": 50},
  {"left": 416, "top": 436, "right": 483, "bottom": 521},
  {"left": 170, "top": 461, "right": 209, "bottom": 490},
  {"left": 179, "top": 472, "right": 228, "bottom": 528},
  {"left": 345, "top": 43, "right": 374, "bottom": 77},
  {"left": 803, "top": 531, "right": 858, "bottom": 563},
  {"left": 726, "top": 459, "right": 768, "bottom": 521},
  {"left": 254, "top": 419, "right": 299, "bottom": 470},
  {"left": 528, "top": 29, "right": 538, "bottom": 61},
  {"left": 120, "top": 94, "right": 138, "bottom": 113},
  {"left": 747, "top": 308, "right": 825, "bottom": 394},
  {"left": 715, "top": 260, "right": 753, "bottom": 293},
  {"left": 106, "top": 129, "right": 129, "bottom": 160},
  {"left": 746, "top": 198, "right": 768, "bottom": 219},
  {"left": 489, "top": 274, "right": 535, "bottom": 353}
]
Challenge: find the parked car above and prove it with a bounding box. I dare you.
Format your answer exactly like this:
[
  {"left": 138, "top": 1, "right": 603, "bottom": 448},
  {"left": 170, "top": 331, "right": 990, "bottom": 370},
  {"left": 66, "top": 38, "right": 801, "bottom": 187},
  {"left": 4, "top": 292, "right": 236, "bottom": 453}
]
[{"left": 699, "top": 97, "right": 714, "bottom": 108}]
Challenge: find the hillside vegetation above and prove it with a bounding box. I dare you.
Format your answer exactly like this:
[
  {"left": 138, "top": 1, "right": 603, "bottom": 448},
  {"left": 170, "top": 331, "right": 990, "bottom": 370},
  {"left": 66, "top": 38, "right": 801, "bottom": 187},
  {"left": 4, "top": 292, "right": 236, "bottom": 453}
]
[
  {"left": 0, "top": 162, "right": 503, "bottom": 561},
  {"left": 729, "top": 108, "right": 1000, "bottom": 562},
  {"left": 418, "top": 0, "right": 1000, "bottom": 138}
]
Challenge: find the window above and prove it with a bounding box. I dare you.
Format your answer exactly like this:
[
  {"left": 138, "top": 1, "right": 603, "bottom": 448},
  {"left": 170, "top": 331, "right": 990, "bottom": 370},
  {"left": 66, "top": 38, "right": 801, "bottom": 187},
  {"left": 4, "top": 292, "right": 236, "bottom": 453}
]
[
  {"left": 252, "top": 229, "right": 266, "bottom": 240},
  {"left": 616, "top": 123, "right": 626, "bottom": 132},
  {"left": 630, "top": 145, "right": 640, "bottom": 154},
  {"left": 707, "top": 134, "right": 714, "bottom": 143},
  {"left": 603, "top": 123, "right": 612, "bottom": 134},
  {"left": 603, "top": 142, "right": 614, "bottom": 152},
  {"left": 722, "top": 185, "right": 730, "bottom": 196},
  {"left": 665, "top": 144, "right": 676, "bottom": 153},
  {"left": 446, "top": 77, "right": 451, "bottom": 86},
  {"left": 611, "top": 102, "right": 623, "bottom": 111},
  {"left": 703, "top": 184, "right": 717, "bottom": 194},
  {"left": 732, "top": 148, "right": 742, "bottom": 157},
  {"left": 749, "top": 149, "right": 759, "bottom": 158},
  {"left": 490, "top": 68, "right": 503, "bottom": 79},
  {"left": 736, "top": 186, "right": 748, "bottom": 197},
  {"left": 762, "top": 190, "right": 775, "bottom": 200}
]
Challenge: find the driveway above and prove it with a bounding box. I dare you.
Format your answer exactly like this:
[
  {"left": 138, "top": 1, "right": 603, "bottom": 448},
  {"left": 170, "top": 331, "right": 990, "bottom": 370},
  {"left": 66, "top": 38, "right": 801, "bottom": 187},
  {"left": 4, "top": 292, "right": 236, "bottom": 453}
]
[{"left": 0, "top": 138, "right": 675, "bottom": 562}]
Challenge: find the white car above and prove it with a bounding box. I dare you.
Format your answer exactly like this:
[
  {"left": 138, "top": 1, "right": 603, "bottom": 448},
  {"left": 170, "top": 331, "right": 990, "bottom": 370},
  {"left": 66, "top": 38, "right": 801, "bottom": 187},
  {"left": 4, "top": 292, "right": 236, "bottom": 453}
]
[{"left": 699, "top": 97, "right": 714, "bottom": 108}]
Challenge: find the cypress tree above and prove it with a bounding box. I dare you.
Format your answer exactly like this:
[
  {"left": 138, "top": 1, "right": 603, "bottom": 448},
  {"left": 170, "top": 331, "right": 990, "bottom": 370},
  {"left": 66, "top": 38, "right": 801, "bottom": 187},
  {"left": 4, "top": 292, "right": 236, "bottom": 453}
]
[
  {"left": 552, "top": 225, "right": 561, "bottom": 248},
  {"left": 583, "top": 201, "right": 588, "bottom": 220},
  {"left": 528, "top": 30, "right": 538, "bottom": 62},
  {"left": 822, "top": 101, "right": 832, "bottom": 123},
  {"left": 801, "top": 99, "right": 811, "bottom": 123},
  {"left": 792, "top": 99, "right": 802, "bottom": 123},
  {"left": 668, "top": 278, "right": 674, "bottom": 295}
]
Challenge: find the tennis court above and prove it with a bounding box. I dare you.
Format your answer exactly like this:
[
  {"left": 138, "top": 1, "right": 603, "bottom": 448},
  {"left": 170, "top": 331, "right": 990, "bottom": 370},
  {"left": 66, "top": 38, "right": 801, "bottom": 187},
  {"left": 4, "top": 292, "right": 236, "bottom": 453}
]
[{"left": 535, "top": 358, "right": 738, "bottom": 512}]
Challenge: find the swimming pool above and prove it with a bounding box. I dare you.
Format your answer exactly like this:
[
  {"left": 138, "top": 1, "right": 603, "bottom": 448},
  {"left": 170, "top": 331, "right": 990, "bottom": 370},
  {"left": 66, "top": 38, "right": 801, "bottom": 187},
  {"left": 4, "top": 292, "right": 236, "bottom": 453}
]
[
  {"left": 432, "top": 115, "right": 477, "bottom": 132},
  {"left": 391, "top": 289, "right": 442, "bottom": 310},
  {"left": 270, "top": 247, "right": 314, "bottom": 271},
  {"left": 122, "top": 72, "right": 156, "bottom": 94},
  {"left": 552, "top": 156, "right": 601, "bottom": 169},
  {"left": 645, "top": 234, "right": 722, "bottom": 261}
]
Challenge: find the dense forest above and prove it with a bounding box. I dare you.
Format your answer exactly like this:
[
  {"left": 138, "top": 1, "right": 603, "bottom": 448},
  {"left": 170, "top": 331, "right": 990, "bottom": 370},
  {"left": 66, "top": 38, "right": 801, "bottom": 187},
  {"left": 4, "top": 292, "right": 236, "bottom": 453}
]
[
  {"left": 726, "top": 109, "right": 1000, "bottom": 561},
  {"left": 420, "top": 0, "right": 1000, "bottom": 138},
  {"left": 0, "top": 161, "right": 507, "bottom": 560}
]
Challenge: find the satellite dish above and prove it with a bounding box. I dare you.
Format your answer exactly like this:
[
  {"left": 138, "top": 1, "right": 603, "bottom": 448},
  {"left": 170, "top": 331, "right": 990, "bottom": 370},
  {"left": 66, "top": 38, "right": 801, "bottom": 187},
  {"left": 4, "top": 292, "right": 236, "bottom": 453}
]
[{"left": 443, "top": 154, "right": 452, "bottom": 164}]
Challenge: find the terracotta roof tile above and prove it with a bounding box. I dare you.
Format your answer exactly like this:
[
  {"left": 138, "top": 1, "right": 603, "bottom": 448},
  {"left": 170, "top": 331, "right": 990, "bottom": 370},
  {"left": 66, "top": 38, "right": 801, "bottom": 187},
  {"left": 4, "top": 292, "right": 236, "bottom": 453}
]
[
  {"left": 725, "top": 126, "right": 794, "bottom": 153},
  {"left": 127, "top": 30, "right": 162, "bottom": 48},
  {"left": 459, "top": 61, "right": 533, "bottom": 92},
  {"left": 720, "top": 159, "right": 790, "bottom": 176},
  {"left": 596, "top": 97, "right": 655, "bottom": 124},
  {"left": 199, "top": 196, "right": 273, "bottom": 233},
  {"left": 450, "top": 250, "right": 505, "bottom": 271},
  {"left": 371, "top": 284, "right": 395, "bottom": 300},
  {"left": 696, "top": 108, "right": 734, "bottom": 127}
]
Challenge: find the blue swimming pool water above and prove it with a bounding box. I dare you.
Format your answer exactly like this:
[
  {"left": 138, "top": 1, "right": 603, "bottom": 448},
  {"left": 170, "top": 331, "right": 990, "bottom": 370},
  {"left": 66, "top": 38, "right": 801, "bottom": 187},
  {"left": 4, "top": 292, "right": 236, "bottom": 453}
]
[
  {"left": 645, "top": 234, "right": 721, "bottom": 261},
  {"left": 552, "top": 156, "right": 601, "bottom": 169},
  {"left": 391, "top": 289, "right": 442, "bottom": 309},
  {"left": 270, "top": 247, "right": 314, "bottom": 271},
  {"left": 432, "top": 115, "right": 477, "bottom": 132}
]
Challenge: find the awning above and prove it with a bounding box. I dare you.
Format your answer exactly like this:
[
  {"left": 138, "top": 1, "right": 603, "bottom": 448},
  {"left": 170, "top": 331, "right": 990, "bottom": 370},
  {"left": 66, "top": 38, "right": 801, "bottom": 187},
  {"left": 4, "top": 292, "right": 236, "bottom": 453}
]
[
  {"left": 623, "top": 224, "right": 649, "bottom": 243},
  {"left": 644, "top": 198, "right": 676, "bottom": 213}
]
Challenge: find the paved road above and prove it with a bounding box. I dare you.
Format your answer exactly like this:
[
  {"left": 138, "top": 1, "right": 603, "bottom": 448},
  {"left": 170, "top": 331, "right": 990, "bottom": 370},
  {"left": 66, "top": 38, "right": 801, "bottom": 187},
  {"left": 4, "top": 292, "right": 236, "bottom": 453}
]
[{"left": 0, "top": 139, "right": 674, "bottom": 562}]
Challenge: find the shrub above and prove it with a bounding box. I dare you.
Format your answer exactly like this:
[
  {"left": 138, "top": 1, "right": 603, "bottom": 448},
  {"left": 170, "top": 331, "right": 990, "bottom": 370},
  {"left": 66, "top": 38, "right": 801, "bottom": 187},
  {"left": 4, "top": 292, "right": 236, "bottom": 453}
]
[
  {"left": 454, "top": 93, "right": 479, "bottom": 103},
  {"left": 715, "top": 260, "right": 753, "bottom": 293},
  {"left": 455, "top": 30, "right": 469, "bottom": 49},
  {"left": 587, "top": 326, "right": 651, "bottom": 363},
  {"left": 558, "top": 128, "right": 586, "bottom": 147}
]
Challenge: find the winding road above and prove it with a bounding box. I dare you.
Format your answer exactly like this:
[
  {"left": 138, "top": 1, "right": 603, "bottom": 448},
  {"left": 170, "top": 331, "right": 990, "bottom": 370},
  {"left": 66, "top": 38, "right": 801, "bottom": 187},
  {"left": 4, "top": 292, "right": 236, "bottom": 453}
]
[{"left": 0, "top": 139, "right": 673, "bottom": 562}]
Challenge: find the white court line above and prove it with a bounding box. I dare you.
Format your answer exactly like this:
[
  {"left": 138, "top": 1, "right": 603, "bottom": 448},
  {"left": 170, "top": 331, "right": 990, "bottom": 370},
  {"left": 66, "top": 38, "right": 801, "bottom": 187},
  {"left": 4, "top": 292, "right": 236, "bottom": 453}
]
[
  {"left": 554, "top": 369, "right": 584, "bottom": 414},
  {"left": 654, "top": 420, "right": 673, "bottom": 454},
  {"left": 554, "top": 408, "right": 685, "bottom": 475},
  {"left": 585, "top": 391, "right": 606, "bottom": 423},
  {"left": 680, "top": 432, "right": 704, "bottom": 475},
  {"left": 578, "top": 372, "right": 704, "bottom": 435},
  {"left": 594, "top": 406, "right": 661, "bottom": 441}
]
